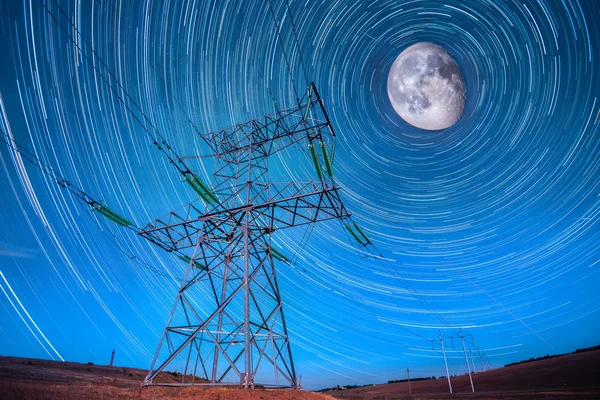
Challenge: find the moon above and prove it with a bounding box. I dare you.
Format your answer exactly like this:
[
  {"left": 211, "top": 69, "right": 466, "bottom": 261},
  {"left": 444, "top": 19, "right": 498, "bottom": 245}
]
[{"left": 387, "top": 42, "right": 466, "bottom": 130}]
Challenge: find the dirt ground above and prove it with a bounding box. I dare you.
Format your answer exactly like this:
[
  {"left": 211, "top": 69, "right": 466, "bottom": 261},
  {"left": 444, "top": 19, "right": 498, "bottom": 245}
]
[
  {"left": 327, "top": 349, "right": 600, "bottom": 400},
  {"left": 1, "top": 350, "right": 599, "bottom": 399},
  {"left": 0, "top": 356, "right": 331, "bottom": 400}
]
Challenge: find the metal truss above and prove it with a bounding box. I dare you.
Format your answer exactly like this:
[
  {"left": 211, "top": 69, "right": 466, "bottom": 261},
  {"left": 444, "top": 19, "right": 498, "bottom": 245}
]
[
  {"left": 2, "top": 1, "right": 366, "bottom": 390},
  {"left": 143, "top": 83, "right": 351, "bottom": 388},
  {"left": 141, "top": 181, "right": 348, "bottom": 251}
]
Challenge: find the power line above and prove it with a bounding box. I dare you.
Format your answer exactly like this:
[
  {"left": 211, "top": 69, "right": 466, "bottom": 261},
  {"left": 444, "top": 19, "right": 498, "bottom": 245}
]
[
  {"left": 338, "top": 216, "right": 463, "bottom": 336},
  {"left": 284, "top": 0, "right": 310, "bottom": 88},
  {"left": 10, "top": 1, "right": 494, "bottom": 388},
  {"left": 39, "top": 0, "right": 193, "bottom": 178},
  {"left": 1, "top": 125, "right": 185, "bottom": 282},
  {"left": 267, "top": 0, "right": 301, "bottom": 105}
]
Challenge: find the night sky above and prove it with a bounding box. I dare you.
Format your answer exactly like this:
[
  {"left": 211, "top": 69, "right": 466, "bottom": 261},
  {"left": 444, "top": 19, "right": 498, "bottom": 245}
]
[{"left": 1, "top": 0, "right": 600, "bottom": 390}]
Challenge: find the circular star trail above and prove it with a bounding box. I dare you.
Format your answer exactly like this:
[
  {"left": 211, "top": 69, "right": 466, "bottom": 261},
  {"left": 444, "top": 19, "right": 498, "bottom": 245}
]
[{"left": 0, "top": 0, "right": 599, "bottom": 390}]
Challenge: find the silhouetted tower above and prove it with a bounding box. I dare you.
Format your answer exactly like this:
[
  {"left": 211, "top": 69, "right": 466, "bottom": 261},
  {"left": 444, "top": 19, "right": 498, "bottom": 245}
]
[
  {"left": 439, "top": 333, "right": 453, "bottom": 394},
  {"left": 140, "top": 84, "right": 356, "bottom": 388},
  {"left": 468, "top": 347, "right": 477, "bottom": 373},
  {"left": 6, "top": 0, "right": 376, "bottom": 390},
  {"left": 460, "top": 331, "right": 475, "bottom": 392},
  {"left": 109, "top": 349, "right": 115, "bottom": 367}
]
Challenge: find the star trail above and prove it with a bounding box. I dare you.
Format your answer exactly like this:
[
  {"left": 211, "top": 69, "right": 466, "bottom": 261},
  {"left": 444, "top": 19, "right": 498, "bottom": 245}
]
[{"left": 0, "top": 0, "right": 599, "bottom": 390}]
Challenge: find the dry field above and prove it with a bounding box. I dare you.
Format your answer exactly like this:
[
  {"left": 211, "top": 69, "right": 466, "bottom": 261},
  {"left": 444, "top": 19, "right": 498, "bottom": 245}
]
[
  {"left": 327, "top": 349, "right": 600, "bottom": 400},
  {"left": 1, "top": 350, "right": 599, "bottom": 399},
  {"left": 0, "top": 356, "right": 331, "bottom": 400}
]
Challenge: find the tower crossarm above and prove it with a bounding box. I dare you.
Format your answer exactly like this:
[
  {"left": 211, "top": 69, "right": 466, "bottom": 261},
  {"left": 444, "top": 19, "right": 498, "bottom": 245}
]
[
  {"left": 193, "top": 83, "right": 334, "bottom": 162},
  {"left": 138, "top": 182, "right": 350, "bottom": 252}
]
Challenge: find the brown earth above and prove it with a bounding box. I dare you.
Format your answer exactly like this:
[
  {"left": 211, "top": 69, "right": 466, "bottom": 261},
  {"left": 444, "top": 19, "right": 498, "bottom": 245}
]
[
  {"left": 1, "top": 350, "right": 599, "bottom": 399},
  {"left": 327, "top": 349, "right": 600, "bottom": 400},
  {"left": 0, "top": 356, "right": 332, "bottom": 400}
]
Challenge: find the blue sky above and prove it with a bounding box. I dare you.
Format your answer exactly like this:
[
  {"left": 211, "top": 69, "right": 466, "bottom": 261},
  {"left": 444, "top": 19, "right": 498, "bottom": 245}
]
[{"left": 0, "top": 0, "right": 599, "bottom": 390}]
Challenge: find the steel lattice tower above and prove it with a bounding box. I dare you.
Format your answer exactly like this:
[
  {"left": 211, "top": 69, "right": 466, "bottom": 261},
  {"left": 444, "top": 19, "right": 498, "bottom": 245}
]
[
  {"left": 0, "top": 1, "right": 375, "bottom": 389},
  {"left": 140, "top": 83, "right": 352, "bottom": 388},
  {"left": 2, "top": 5, "right": 489, "bottom": 390}
]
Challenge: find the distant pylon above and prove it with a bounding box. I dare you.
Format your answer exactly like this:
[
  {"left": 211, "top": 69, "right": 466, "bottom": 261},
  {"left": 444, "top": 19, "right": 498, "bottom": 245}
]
[
  {"left": 476, "top": 346, "right": 488, "bottom": 372},
  {"left": 460, "top": 332, "right": 475, "bottom": 392},
  {"left": 109, "top": 349, "right": 115, "bottom": 367},
  {"left": 469, "top": 347, "right": 477, "bottom": 373},
  {"left": 440, "top": 333, "right": 453, "bottom": 394}
]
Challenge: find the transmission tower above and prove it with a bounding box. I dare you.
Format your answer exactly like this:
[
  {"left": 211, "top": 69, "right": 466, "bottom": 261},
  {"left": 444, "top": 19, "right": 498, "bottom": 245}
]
[
  {"left": 138, "top": 83, "right": 360, "bottom": 388},
  {"left": 1, "top": 0, "right": 377, "bottom": 389},
  {"left": 430, "top": 331, "right": 477, "bottom": 394}
]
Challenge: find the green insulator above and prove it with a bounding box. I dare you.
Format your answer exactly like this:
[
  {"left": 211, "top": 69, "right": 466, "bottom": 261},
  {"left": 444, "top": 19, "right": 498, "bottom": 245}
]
[
  {"left": 179, "top": 255, "right": 192, "bottom": 265},
  {"left": 185, "top": 175, "right": 206, "bottom": 198},
  {"left": 320, "top": 141, "right": 333, "bottom": 178},
  {"left": 353, "top": 222, "right": 370, "bottom": 244},
  {"left": 308, "top": 144, "right": 323, "bottom": 180},
  {"left": 185, "top": 174, "right": 217, "bottom": 204},
  {"left": 206, "top": 190, "right": 219, "bottom": 204},
  {"left": 345, "top": 224, "right": 365, "bottom": 245},
  {"left": 331, "top": 140, "right": 336, "bottom": 164},
  {"left": 178, "top": 255, "right": 206, "bottom": 270},
  {"left": 192, "top": 176, "right": 219, "bottom": 203},
  {"left": 271, "top": 247, "right": 289, "bottom": 262},
  {"left": 93, "top": 204, "right": 132, "bottom": 227}
]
